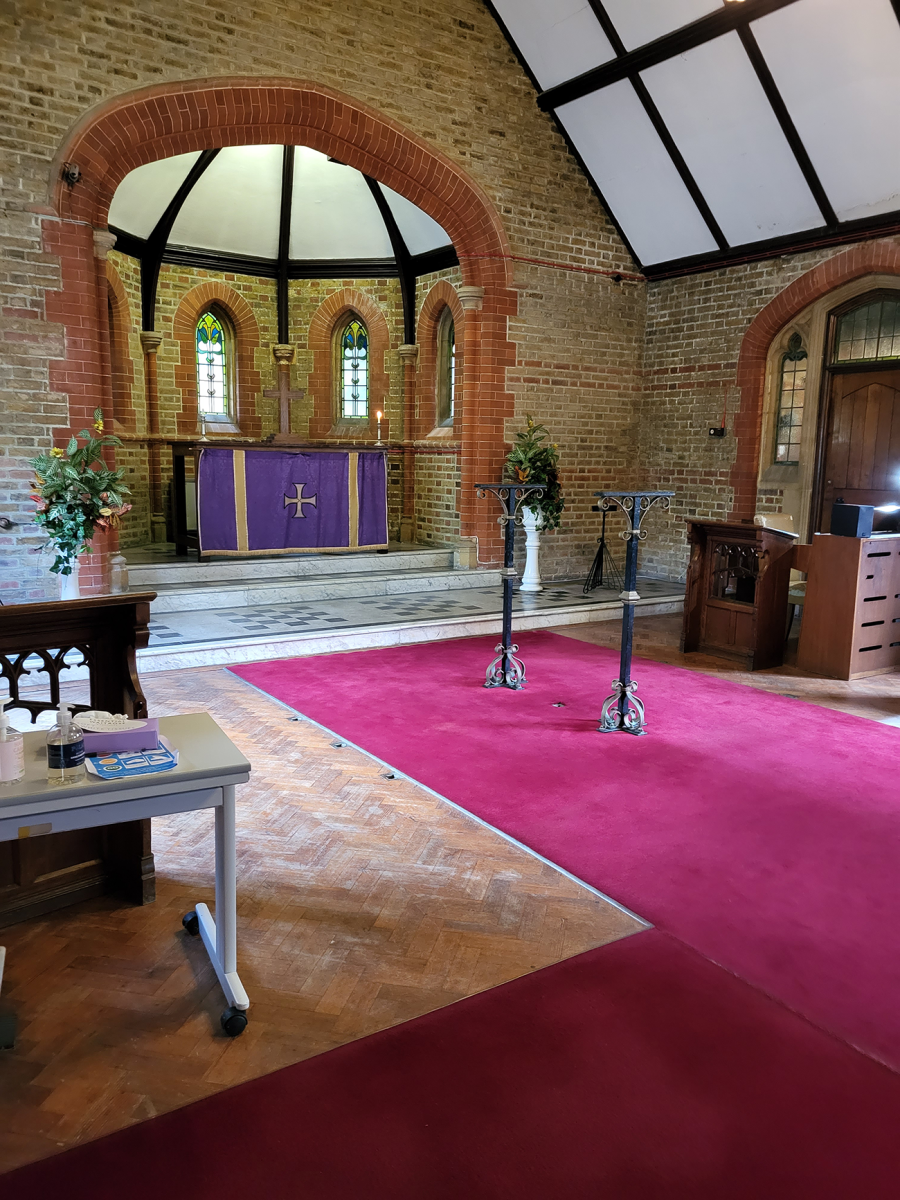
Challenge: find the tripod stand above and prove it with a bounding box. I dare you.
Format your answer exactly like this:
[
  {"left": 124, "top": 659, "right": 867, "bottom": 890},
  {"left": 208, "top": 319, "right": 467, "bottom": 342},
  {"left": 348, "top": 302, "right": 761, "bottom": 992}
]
[{"left": 583, "top": 506, "right": 623, "bottom": 594}]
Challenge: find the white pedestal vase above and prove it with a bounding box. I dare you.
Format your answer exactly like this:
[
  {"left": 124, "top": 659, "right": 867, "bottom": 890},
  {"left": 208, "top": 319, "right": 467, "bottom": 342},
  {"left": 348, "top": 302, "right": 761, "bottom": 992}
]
[
  {"left": 520, "top": 506, "right": 543, "bottom": 593},
  {"left": 58, "top": 560, "right": 80, "bottom": 601}
]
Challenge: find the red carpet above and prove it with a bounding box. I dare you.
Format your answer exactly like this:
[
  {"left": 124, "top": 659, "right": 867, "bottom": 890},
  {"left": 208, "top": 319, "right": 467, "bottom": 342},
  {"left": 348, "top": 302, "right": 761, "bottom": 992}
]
[
  {"left": 233, "top": 631, "right": 900, "bottom": 1068},
  {"left": 7, "top": 931, "right": 900, "bottom": 1200}
]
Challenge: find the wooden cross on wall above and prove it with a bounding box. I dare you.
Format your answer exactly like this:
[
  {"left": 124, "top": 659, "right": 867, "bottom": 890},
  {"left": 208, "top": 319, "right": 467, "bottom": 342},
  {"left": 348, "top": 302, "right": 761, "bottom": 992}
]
[{"left": 264, "top": 360, "right": 305, "bottom": 435}]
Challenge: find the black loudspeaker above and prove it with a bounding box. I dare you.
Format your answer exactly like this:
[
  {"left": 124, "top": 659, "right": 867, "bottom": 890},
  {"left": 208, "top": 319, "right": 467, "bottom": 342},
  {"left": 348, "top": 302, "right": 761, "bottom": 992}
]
[{"left": 830, "top": 502, "right": 874, "bottom": 537}]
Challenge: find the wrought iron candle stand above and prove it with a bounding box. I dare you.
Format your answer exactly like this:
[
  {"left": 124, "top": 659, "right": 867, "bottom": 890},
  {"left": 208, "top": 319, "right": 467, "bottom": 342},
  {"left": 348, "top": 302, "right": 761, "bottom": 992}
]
[
  {"left": 595, "top": 490, "right": 674, "bottom": 734},
  {"left": 475, "top": 482, "right": 545, "bottom": 688}
]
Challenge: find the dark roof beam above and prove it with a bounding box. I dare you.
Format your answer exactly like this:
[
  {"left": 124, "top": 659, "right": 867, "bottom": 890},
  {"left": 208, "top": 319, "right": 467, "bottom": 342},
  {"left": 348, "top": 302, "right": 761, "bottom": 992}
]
[
  {"left": 537, "top": 0, "right": 803, "bottom": 112},
  {"left": 276, "top": 146, "right": 295, "bottom": 344},
  {"left": 140, "top": 149, "right": 219, "bottom": 330},
  {"left": 364, "top": 176, "right": 417, "bottom": 344}
]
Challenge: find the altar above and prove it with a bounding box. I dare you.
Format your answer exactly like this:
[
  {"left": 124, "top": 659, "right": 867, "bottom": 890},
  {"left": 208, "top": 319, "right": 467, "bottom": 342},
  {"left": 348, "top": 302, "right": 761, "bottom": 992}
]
[{"left": 177, "top": 446, "right": 388, "bottom": 557}]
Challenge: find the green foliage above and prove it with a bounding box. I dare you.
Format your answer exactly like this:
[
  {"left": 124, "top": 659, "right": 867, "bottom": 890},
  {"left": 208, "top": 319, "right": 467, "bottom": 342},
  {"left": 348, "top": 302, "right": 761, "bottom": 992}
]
[
  {"left": 503, "top": 414, "right": 565, "bottom": 530},
  {"left": 29, "top": 409, "right": 132, "bottom": 576}
]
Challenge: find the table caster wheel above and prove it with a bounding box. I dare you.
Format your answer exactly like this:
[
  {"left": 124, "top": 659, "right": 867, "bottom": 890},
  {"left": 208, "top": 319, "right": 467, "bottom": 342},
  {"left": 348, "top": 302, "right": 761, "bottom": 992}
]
[
  {"left": 182, "top": 911, "right": 199, "bottom": 937},
  {"left": 221, "top": 1006, "right": 248, "bottom": 1037}
]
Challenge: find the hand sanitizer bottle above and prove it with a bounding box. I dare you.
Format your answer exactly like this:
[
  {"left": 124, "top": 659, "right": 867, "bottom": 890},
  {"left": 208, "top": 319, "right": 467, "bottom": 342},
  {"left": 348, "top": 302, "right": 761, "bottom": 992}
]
[
  {"left": 0, "top": 698, "right": 25, "bottom": 785},
  {"left": 47, "top": 702, "right": 85, "bottom": 784}
]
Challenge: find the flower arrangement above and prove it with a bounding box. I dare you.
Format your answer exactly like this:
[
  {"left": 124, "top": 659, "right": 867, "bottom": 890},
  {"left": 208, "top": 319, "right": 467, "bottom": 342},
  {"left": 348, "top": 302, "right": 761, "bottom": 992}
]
[
  {"left": 504, "top": 414, "right": 565, "bottom": 530},
  {"left": 29, "top": 409, "right": 132, "bottom": 576}
]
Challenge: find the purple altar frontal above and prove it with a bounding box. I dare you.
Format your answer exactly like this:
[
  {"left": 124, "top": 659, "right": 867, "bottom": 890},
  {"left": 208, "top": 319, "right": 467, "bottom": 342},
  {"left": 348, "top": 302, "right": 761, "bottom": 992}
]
[{"left": 197, "top": 448, "right": 388, "bottom": 556}]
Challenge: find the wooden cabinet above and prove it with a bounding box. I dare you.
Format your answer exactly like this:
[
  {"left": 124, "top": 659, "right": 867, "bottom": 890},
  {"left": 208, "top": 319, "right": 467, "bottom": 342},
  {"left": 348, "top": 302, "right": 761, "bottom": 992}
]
[
  {"left": 0, "top": 593, "right": 157, "bottom": 927},
  {"left": 681, "top": 521, "right": 795, "bottom": 670},
  {"left": 797, "top": 532, "right": 900, "bottom": 679}
]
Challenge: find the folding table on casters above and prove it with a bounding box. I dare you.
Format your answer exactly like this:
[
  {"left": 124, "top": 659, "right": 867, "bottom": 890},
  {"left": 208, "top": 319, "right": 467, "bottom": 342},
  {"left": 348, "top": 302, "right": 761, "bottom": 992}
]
[{"left": 0, "top": 713, "right": 251, "bottom": 1039}]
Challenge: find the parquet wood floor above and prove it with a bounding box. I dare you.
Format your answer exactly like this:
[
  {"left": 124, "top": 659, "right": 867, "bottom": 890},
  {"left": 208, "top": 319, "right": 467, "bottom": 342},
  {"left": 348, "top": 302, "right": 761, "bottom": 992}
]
[
  {"left": 554, "top": 614, "right": 900, "bottom": 723},
  {"left": 0, "top": 666, "right": 644, "bottom": 1174}
]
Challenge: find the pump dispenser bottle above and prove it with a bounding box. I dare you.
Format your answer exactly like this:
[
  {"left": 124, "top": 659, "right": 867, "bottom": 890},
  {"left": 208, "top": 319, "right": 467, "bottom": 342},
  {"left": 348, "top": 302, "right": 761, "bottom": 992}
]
[
  {"left": 47, "top": 702, "right": 85, "bottom": 784},
  {"left": 0, "top": 697, "right": 25, "bottom": 785}
]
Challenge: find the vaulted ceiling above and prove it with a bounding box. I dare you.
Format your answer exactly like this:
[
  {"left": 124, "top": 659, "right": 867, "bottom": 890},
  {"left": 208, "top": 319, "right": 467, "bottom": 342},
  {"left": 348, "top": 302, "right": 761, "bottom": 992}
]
[{"left": 486, "top": 0, "right": 900, "bottom": 276}]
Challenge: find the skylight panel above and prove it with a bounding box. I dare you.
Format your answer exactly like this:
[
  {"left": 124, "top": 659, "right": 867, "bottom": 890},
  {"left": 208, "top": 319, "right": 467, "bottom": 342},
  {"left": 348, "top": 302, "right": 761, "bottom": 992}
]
[
  {"left": 290, "top": 148, "right": 392, "bottom": 260},
  {"left": 602, "top": 0, "right": 722, "bottom": 52},
  {"left": 557, "top": 79, "right": 718, "bottom": 265},
  {"left": 640, "top": 32, "right": 822, "bottom": 245},
  {"left": 108, "top": 152, "right": 201, "bottom": 239},
  {"left": 489, "top": 0, "right": 614, "bottom": 90},
  {"left": 753, "top": 0, "right": 900, "bottom": 223},
  {"left": 380, "top": 186, "right": 452, "bottom": 256},
  {"left": 169, "top": 146, "right": 282, "bottom": 259}
]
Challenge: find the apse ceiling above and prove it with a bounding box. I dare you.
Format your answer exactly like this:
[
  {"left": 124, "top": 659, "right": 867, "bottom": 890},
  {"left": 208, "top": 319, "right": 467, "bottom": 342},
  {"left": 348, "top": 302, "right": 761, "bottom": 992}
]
[
  {"left": 108, "top": 145, "right": 454, "bottom": 271},
  {"left": 486, "top": 0, "right": 900, "bottom": 276}
]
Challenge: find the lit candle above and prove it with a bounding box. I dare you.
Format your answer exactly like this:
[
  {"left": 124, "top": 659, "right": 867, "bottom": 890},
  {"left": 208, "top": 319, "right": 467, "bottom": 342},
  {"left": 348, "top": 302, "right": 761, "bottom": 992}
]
[{"left": 376, "top": 410, "right": 383, "bottom": 444}]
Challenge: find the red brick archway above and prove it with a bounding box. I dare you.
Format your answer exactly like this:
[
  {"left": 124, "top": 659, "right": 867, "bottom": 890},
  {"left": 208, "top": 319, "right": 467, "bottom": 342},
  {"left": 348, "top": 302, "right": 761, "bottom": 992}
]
[
  {"left": 307, "top": 289, "right": 392, "bottom": 440},
  {"left": 44, "top": 77, "right": 518, "bottom": 574},
  {"left": 730, "top": 238, "right": 900, "bottom": 519}
]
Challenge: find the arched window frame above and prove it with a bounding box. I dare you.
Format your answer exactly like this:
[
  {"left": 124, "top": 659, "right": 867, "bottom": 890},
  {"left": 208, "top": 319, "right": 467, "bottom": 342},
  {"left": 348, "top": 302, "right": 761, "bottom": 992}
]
[
  {"left": 773, "top": 332, "right": 807, "bottom": 465},
  {"left": 195, "top": 305, "right": 238, "bottom": 426},
  {"left": 436, "top": 307, "right": 456, "bottom": 428},
  {"left": 334, "top": 313, "right": 370, "bottom": 421}
]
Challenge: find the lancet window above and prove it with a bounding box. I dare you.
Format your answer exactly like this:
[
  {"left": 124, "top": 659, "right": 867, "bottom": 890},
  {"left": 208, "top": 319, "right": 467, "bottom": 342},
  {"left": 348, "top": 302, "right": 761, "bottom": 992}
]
[
  {"left": 340, "top": 318, "right": 369, "bottom": 418},
  {"left": 834, "top": 296, "right": 900, "bottom": 363},
  {"left": 196, "top": 309, "right": 233, "bottom": 419},
  {"left": 774, "top": 333, "right": 807, "bottom": 465},
  {"left": 437, "top": 309, "right": 456, "bottom": 427}
]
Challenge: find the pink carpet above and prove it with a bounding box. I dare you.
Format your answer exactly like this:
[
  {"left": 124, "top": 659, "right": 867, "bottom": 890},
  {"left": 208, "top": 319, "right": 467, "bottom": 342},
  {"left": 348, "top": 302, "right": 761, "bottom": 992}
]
[
  {"left": 7, "top": 931, "right": 900, "bottom": 1199},
  {"left": 233, "top": 631, "right": 900, "bottom": 1068}
]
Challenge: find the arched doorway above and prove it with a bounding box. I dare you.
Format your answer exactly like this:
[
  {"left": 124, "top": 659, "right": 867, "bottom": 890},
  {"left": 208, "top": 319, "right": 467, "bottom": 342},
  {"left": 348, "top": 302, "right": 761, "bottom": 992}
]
[{"left": 812, "top": 291, "right": 900, "bottom": 530}]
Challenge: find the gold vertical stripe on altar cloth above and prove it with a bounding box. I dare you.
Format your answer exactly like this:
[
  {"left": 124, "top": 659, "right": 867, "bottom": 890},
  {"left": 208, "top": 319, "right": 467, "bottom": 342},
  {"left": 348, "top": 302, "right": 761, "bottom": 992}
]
[
  {"left": 233, "top": 451, "right": 249, "bottom": 553},
  {"left": 348, "top": 452, "right": 359, "bottom": 549}
]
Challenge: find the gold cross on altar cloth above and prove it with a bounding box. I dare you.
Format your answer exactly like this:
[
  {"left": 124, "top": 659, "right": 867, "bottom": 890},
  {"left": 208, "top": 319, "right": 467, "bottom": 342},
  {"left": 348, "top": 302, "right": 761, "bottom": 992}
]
[
  {"left": 264, "top": 369, "right": 306, "bottom": 434},
  {"left": 284, "top": 483, "right": 318, "bottom": 518}
]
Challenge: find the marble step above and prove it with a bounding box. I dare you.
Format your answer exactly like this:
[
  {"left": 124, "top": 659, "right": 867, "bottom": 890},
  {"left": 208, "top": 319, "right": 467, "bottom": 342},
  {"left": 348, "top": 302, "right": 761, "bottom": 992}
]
[
  {"left": 126, "top": 546, "right": 455, "bottom": 589},
  {"left": 143, "top": 566, "right": 503, "bottom": 614}
]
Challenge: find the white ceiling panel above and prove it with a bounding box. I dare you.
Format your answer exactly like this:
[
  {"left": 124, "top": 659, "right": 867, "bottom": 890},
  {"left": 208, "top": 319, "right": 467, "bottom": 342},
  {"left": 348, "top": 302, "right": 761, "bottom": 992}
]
[
  {"left": 289, "top": 147, "right": 392, "bottom": 260},
  {"left": 381, "top": 186, "right": 451, "bottom": 256},
  {"left": 490, "top": 0, "right": 614, "bottom": 90},
  {"left": 753, "top": 0, "right": 900, "bottom": 222},
  {"left": 603, "top": 0, "right": 722, "bottom": 52},
  {"left": 107, "top": 151, "right": 201, "bottom": 238},
  {"left": 169, "top": 145, "right": 282, "bottom": 259},
  {"left": 641, "top": 32, "right": 823, "bottom": 245},
  {"left": 557, "top": 79, "right": 718, "bottom": 264}
]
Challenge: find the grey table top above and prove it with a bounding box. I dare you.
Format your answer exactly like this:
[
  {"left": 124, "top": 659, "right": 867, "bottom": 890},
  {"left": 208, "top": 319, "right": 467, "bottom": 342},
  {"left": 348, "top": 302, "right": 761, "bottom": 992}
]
[{"left": 0, "top": 712, "right": 251, "bottom": 820}]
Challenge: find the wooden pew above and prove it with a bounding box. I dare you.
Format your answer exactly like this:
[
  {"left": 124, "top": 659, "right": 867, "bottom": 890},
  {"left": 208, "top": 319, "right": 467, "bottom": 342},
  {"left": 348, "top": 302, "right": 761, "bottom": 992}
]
[{"left": 0, "top": 592, "right": 157, "bottom": 927}]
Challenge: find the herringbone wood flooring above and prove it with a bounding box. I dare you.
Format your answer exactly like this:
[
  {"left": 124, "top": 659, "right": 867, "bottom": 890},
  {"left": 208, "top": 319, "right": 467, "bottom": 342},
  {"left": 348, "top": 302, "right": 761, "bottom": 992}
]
[{"left": 0, "top": 666, "right": 644, "bottom": 1173}]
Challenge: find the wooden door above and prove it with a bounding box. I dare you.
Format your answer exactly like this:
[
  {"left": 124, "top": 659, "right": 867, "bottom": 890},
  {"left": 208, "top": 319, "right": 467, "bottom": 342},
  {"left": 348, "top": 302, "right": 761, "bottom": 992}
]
[{"left": 819, "top": 369, "right": 900, "bottom": 527}]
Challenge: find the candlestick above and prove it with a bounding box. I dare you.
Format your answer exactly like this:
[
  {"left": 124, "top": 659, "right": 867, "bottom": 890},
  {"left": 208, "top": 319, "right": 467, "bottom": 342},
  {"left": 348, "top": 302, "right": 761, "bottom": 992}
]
[{"left": 376, "top": 410, "right": 383, "bottom": 445}]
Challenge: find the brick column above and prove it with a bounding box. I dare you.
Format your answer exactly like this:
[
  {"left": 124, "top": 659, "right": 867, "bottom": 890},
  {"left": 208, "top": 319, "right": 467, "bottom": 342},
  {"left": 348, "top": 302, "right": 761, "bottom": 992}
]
[
  {"left": 140, "top": 331, "right": 167, "bottom": 542},
  {"left": 398, "top": 343, "right": 418, "bottom": 543}
]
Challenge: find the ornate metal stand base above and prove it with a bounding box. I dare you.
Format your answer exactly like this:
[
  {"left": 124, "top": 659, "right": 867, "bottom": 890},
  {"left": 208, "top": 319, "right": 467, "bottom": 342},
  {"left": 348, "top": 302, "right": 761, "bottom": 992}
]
[
  {"left": 484, "top": 643, "right": 526, "bottom": 689},
  {"left": 599, "top": 679, "right": 646, "bottom": 735}
]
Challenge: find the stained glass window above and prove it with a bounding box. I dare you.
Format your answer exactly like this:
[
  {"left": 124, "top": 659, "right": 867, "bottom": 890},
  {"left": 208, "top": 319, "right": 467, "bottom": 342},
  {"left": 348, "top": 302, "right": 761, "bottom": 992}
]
[
  {"left": 341, "top": 318, "right": 369, "bottom": 418},
  {"left": 196, "top": 311, "right": 228, "bottom": 416},
  {"left": 834, "top": 296, "right": 900, "bottom": 363},
  {"left": 437, "top": 311, "right": 456, "bottom": 426},
  {"left": 774, "top": 332, "right": 806, "bottom": 465}
]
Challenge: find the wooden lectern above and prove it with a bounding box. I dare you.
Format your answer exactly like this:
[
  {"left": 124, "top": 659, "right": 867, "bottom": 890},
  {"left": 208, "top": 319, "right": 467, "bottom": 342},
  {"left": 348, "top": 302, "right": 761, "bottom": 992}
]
[{"left": 681, "top": 520, "right": 795, "bottom": 670}]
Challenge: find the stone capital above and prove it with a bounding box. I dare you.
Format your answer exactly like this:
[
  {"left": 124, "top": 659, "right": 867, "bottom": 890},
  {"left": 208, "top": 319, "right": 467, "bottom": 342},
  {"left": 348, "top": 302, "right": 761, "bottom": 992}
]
[
  {"left": 140, "top": 330, "right": 164, "bottom": 354},
  {"left": 272, "top": 343, "right": 295, "bottom": 366},
  {"left": 92, "top": 228, "right": 117, "bottom": 260},
  {"left": 457, "top": 285, "right": 485, "bottom": 312},
  {"left": 398, "top": 343, "right": 419, "bottom": 365}
]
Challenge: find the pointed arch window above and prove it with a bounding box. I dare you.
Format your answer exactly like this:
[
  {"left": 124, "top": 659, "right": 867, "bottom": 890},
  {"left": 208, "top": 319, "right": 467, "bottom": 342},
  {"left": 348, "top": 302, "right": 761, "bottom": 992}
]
[
  {"left": 196, "top": 308, "right": 235, "bottom": 421},
  {"left": 774, "top": 333, "right": 807, "bottom": 465},
  {"left": 834, "top": 296, "right": 900, "bottom": 363},
  {"left": 436, "top": 309, "right": 456, "bottom": 427},
  {"left": 340, "top": 318, "right": 369, "bottom": 418}
]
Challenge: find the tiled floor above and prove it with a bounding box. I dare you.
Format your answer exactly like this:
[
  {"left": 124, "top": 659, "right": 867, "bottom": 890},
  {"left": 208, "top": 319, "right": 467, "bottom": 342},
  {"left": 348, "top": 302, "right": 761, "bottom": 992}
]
[{"left": 147, "top": 579, "right": 681, "bottom": 647}]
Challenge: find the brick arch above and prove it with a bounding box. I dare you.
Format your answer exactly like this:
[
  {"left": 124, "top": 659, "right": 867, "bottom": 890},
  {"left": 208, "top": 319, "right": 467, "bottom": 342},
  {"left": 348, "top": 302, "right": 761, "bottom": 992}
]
[
  {"left": 307, "top": 290, "right": 391, "bottom": 439},
  {"left": 730, "top": 239, "right": 900, "bottom": 518},
  {"left": 172, "top": 283, "right": 263, "bottom": 438},
  {"left": 105, "top": 259, "right": 137, "bottom": 431},
  {"left": 416, "top": 281, "right": 465, "bottom": 439},
  {"left": 45, "top": 77, "right": 519, "bottom": 561}
]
